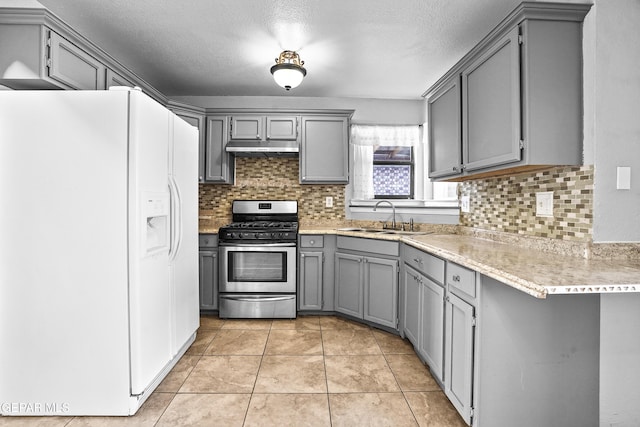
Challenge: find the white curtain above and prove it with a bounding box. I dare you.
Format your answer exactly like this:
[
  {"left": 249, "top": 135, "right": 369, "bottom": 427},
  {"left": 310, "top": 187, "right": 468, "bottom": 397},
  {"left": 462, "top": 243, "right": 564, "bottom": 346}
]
[{"left": 350, "top": 125, "right": 421, "bottom": 200}]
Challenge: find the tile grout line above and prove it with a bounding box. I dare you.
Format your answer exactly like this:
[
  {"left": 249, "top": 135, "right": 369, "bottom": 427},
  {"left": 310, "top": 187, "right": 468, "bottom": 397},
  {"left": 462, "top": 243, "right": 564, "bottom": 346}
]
[{"left": 373, "top": 330, "right": 422, "bottom": 426}]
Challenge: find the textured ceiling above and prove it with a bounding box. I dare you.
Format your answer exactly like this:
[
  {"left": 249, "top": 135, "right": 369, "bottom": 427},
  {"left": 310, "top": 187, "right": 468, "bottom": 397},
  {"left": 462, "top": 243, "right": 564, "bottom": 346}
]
[{"left": 35, "top": 0, "right": 522, "bottom": 99}]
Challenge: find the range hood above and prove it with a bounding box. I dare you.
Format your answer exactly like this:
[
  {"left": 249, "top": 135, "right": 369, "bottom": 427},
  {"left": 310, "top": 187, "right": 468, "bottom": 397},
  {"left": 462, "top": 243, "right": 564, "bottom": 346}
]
[{"left": 225, "top": 140, "right": 299, "bottom": 156}]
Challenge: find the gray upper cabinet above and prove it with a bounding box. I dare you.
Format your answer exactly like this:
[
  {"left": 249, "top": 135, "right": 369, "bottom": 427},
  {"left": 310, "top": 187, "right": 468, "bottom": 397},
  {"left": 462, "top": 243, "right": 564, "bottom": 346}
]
[
  {"left": 300, "top": 115, "right": 349, "bottom": 184},
  {"left": 205, "top": 115, "right": 234, "bottom": 184},
  {"left": 428, "top": 77, "right": 461, "bottom": 179},
  {"left": 106, "top": 68, "right": 135, "bottom": 89},
  {"left": 230, "top": 116, "right": 264, "bottom": 140},
  {"left": 462, "top": 26, "right": 521, "bottom": 173},
  {"left": 0, "top": 23, "right": 104, "bottom": 90},
  {"left": 0, "top": 8, "right": 165, "bottom": 102},
  {"left": 230, "top": 115, "right": 298, "bottom": 141},
  {"left": 47, "top": 29, "right": 105, "bottom": 90},
  {"left": 266, "top": 116, "right": 298, "bottom": 140},
  {"left": 170, "top": 104, "right": 207, "bottom": 183},
  {"left": 424, "top": 2, "right": 591, "bottom": 181}
]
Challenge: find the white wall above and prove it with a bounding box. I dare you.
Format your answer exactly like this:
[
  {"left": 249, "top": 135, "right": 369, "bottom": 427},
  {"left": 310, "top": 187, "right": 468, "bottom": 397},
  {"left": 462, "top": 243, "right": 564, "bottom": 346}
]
[
  {"left": 171, "top": 95, "right": 425, "bottom": 125},
  {"left": 589, "top": 0, "right": 640, "bottom": 243}
]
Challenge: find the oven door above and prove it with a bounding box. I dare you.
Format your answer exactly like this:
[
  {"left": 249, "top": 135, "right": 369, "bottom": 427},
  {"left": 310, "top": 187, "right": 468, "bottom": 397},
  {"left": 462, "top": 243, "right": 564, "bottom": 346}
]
[{"left": 219, "top": 243, "right": 296, "bottom": 293}]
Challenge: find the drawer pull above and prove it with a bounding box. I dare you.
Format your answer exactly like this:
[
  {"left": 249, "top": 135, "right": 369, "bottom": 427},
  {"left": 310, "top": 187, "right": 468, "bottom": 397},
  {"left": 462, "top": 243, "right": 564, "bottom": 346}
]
[
  {"left": 413, "top": 257, "right": 423, "bottom": 264},
  {"left": 309, "top": 240, "right": 315, "bottom": 245},
  {"left": 452, "top": 275, "right": 461, "bottom": 282}
]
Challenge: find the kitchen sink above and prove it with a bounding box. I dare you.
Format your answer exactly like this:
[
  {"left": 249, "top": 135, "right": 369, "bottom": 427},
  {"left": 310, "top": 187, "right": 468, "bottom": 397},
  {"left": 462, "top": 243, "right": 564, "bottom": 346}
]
[{"left": 337, "top": 227, "right": 431, "bottom": 236}]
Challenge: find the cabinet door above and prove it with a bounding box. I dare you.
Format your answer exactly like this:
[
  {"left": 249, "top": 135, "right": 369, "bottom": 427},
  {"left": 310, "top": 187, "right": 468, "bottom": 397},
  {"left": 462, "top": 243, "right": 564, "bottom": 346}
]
[
  {"left": 334, "top": 252, "right": 363, "bottom": 318},
  {"left": 47, "top": 30, "right": 105, "bottom": 90},
  {"left": 266, "top": 116, "right": 298, "bottom": 140},
  {"left": 174, "top": 111, "right": 206, "bottom": 183},
  {"left": 444, "top": 292, "right": 475, "bottom": 424},
  {"left": 428, "top": 77, "right": 462, "bottom": 178},
  {"left": 403, "top": 265, "right": 422, "bottom": 346},
  {"left": 205, "top": 116, "right": 234, "bottom": 183},
  {"left": 420, "top": 276, "right": 445, "bottom": 382},
  {"left": 230, "top": 116, "right": 263, "bottom": 140},
  {"left": 299, "top": 251, "right": 323, "bottom": 311},
  {"left": 199, "top": 250, "right": 218, "bottom": 311},
  {"left": 105, "top": 68, "right": 135, "bottom": 89},
  {"left": 462, "top": 26, "right": 521, "bottom": 172},
  {"left": 363, "top": 256, "right": 398, "bottom": 329},
  {"left": 300, "top": 116, "right": 349, "bottom": 184}
]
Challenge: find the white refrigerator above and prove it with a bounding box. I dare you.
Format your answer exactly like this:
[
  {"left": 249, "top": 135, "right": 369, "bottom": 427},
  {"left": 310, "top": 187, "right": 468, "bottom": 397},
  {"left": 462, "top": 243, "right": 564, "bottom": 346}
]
[{"left": 0, "top": 88, "right": 199, "bottom": 416}]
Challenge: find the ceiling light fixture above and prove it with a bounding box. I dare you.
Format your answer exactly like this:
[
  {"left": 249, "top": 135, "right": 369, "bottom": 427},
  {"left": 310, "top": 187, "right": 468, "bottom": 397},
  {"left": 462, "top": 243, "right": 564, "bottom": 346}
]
[{"left": 270, "top": 50, "right": 306, "bottom": 91}]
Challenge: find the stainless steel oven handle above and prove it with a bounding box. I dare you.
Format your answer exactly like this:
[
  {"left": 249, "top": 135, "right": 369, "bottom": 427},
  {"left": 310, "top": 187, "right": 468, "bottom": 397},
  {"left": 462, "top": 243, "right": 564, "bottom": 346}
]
[
  {"left": 219, "top": 242, "right": 296, "bottom": 248},
  {"left": 222, "top": 295, "right": 294, "bottom": 302}
]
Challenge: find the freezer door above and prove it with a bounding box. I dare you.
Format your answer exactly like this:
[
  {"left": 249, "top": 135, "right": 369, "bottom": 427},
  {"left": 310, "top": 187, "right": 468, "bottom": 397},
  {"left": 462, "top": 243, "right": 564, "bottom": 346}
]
[
  {"left": 0, "top": 91, "right": 132, "bottom": 415},
  {"left": 128, "top": 91, "right": 172, "bottom": 395},
  {"left": 169, "top": 114, "right": 200, "bottom": 356}
]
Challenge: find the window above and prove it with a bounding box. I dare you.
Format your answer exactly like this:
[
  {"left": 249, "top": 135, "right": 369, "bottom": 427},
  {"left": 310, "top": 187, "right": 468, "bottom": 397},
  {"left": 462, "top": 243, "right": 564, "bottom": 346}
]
[{"left": 373, "top": 146, "right": 414, "bottom": 198}]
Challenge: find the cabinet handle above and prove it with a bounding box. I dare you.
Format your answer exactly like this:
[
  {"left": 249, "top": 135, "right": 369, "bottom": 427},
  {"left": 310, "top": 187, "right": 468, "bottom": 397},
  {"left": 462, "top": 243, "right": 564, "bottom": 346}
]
[
  {"left": 301, "top": 254, "right": 305, "bottom": 258},
  {"left": 309, "top": 240, "right": 315, "bottom": 245},
  {"left": 452, "top": 275, "right": 461, "bottom": 282},
  {"left": 413, "top": 257, "right": 423, "bottom": 264},
  {"left": 452, "top": 166, "right": 458, "bottom": 172}
]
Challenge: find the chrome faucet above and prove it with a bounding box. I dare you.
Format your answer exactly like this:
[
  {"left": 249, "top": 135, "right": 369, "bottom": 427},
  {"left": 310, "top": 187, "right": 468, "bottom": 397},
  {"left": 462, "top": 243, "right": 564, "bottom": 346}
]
[{"left": 374, "top": 200, "right": 396, "bottom": 230}]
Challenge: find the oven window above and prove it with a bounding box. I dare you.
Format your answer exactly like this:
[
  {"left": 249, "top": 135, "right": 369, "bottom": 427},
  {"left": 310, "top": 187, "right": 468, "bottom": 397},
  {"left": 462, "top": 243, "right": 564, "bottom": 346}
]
[{"left": 227, "top": 251, "right": 287, "bottom": 282}]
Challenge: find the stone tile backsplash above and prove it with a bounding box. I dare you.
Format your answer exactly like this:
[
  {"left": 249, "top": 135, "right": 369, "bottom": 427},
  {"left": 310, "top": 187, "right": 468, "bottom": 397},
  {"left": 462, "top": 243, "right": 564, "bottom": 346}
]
[
  {"left": 458, "top": 166, "right": 594, "bottom": 242},
  {"left": 199, "top": 157, "right": 346, "bottom": 224}
]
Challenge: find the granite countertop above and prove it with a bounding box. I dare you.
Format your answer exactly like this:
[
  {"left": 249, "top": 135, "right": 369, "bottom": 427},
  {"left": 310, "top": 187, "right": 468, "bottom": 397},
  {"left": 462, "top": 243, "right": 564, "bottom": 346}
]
[
  {"left": 202, "top": 224, "right": 640, "bottom": 298},
  {"left": 299, "top": 227, "right": 640, "bottom": 299},
  {"left": 403, "top": 234, "right": 640, "bottom": 298}
]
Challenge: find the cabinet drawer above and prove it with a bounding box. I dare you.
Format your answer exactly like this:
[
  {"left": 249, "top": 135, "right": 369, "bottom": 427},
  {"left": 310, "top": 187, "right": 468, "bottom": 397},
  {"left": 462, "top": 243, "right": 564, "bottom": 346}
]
[
  {"left": 403, "top": 244, "right": 445, "bottom": 284},
  {"left": 447, "top": 262, "right": 476, "bottom": 300},
  {"left": 337, "top": 236, "right": 399, "bottom": 257},
  {"left": 300, "top": 235, "right": 324, "bottom": 248},
  {"left": 199, "top": 233, "right": 218, "bottom": 248}
]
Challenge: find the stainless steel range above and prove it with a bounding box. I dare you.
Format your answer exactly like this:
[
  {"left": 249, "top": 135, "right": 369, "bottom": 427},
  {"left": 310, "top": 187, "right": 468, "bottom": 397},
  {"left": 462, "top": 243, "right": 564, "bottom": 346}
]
[{"left": 218, "top": 200, "right": 298, "bottom": 318}]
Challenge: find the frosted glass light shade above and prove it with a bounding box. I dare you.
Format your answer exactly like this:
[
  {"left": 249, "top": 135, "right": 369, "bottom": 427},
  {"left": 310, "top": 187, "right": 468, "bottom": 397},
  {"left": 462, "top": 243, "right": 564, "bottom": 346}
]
[{"left": 270, "top": 51, "right": 306, "bottom": 91}]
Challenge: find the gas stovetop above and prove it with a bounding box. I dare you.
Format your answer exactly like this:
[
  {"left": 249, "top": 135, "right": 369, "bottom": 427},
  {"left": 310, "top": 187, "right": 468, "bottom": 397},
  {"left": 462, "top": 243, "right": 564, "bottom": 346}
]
[{"left": 219, "top": 200, "right": 298, "bottom": 243}]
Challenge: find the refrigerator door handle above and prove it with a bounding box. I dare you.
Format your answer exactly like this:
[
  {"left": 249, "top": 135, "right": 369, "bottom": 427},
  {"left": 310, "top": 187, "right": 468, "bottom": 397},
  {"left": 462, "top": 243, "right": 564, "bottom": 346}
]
[
  {"left": 171, "top": 175, "right": 183, "bottom": 262},
  {"left": 168, "top": 177, "right": 181, "bottom": 262}
]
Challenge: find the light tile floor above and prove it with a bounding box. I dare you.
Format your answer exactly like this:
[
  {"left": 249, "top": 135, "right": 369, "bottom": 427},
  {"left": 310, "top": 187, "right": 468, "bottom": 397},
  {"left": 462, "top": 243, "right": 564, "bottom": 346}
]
[{"left": 0, "top": 315, "right": 467, "bottom": 427}]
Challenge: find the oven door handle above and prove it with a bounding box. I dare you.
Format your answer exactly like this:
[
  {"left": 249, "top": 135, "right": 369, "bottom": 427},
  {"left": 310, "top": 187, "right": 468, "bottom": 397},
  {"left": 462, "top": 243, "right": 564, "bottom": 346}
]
[
  {"left": 222, "top": 295, "right": 294, "bottom": 302},
  {"left": 219, "top": 242, "right": 296, "bottom": 248}
]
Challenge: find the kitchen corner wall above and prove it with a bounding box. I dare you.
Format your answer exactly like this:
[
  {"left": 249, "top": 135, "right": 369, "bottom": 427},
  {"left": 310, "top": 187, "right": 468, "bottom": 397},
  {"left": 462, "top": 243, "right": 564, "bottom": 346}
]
[
  {"left": 458, "top": 165, "right": 593, "bottom": 242},
  {"left": 199, "top": 157, "right": 345, "bottom": 224}
]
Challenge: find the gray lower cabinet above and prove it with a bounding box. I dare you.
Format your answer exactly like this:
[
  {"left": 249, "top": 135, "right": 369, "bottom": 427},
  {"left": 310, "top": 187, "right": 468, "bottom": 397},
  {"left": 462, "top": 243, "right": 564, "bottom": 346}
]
[
  {"left": 299, "top": 251, "right": 323, "bottom": 311},
  {"left": 300, "top": 115, "right": 349, "bottom": 184},
  {"left": 335, "top": 236, "right": 399, "bottom": 329},
  {"left": 402, "top": 266, "right": 421, "bottom": 345},
  {"left": 334, "top": 252, "right": 364, "bottom": 318},
  {"left": 198, "top": 234, "right": 218, "bottom": 311},
  {"left": 419, "top": 274, "right": 445, "bottom": 382},
  {"left": 205, "top": 115, "right": 234, "bottom": 184},
  {"left": 298, "top": 235, "right": 336, "bottom": 312},
  {"left": 444, "top": 262, "right": 477, "bottom": 425},
  {"left": 402, "top": 244, "right": 446, "bottom": 382}
]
